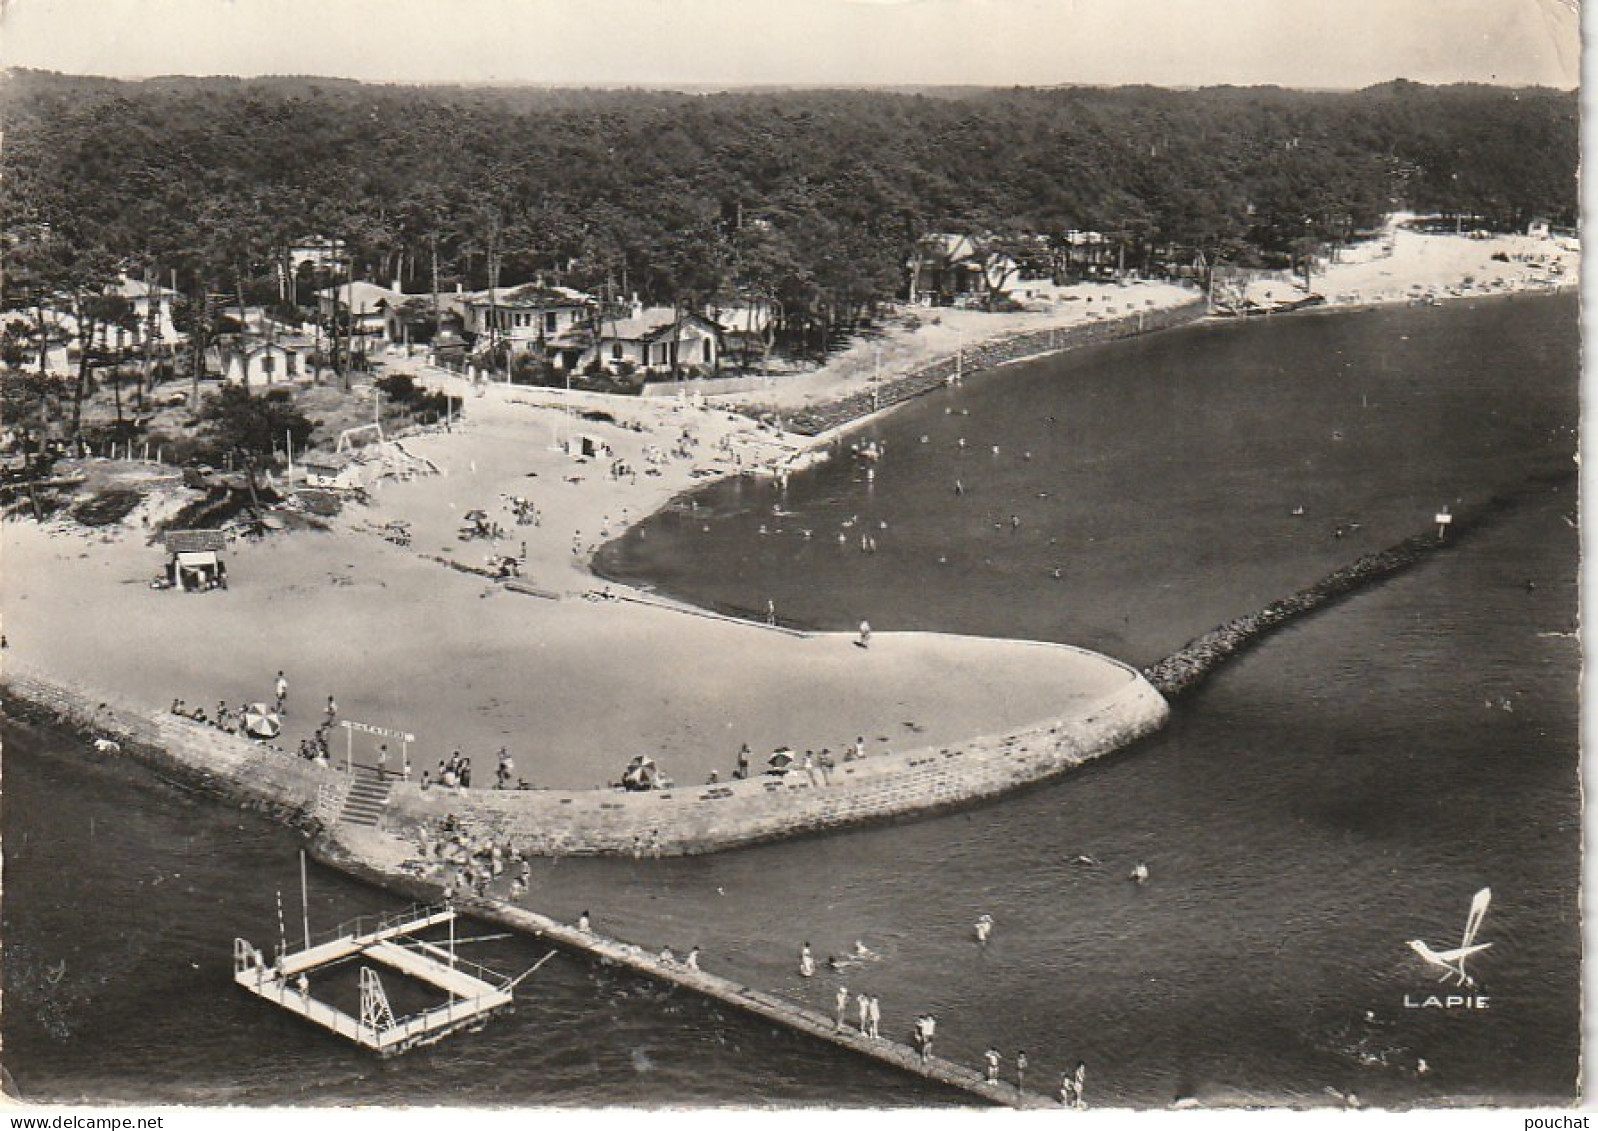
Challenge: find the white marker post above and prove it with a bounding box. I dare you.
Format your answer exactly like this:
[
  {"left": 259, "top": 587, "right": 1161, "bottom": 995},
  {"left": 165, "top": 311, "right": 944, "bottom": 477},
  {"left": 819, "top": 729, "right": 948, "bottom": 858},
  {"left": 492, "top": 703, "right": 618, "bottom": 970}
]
[{"left": 1435, "top": 507, "right": 1453, "bottom": 541}]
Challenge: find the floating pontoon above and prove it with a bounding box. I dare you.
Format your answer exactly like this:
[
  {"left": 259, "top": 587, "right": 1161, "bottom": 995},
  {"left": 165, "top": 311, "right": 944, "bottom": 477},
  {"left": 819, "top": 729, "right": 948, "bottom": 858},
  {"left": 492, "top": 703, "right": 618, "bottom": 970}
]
[{"left": 233, "top": 901, "right": 544, "bottom": 1056}]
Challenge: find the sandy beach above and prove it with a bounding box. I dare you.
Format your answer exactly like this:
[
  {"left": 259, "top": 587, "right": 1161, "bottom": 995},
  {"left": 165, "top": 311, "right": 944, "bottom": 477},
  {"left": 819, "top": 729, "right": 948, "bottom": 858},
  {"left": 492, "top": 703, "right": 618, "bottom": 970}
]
[
  {"left": 3, "top": 381, "right": 1131, "bottom": 791},
  {"left": 1243, "top": 221, "right": 1576, "bottom": 310},
  {"left": 3, "top": 223, "right": 1575, "bottom": 794}
]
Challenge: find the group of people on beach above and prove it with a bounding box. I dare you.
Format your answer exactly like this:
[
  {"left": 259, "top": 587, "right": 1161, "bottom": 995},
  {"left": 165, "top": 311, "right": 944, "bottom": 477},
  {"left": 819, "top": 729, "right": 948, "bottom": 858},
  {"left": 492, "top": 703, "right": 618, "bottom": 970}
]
[
  {"left": 420, "top": 746, "right": 531, "bottom": 793},
  {"left": 168, "top": 671, "right": 360, "bottom": 770},
  {"left": 168, "top": 697, "right": 248, "bottom": 734},
  {"left": 725, "top": 736, "right": 875, "bottom": 784}
]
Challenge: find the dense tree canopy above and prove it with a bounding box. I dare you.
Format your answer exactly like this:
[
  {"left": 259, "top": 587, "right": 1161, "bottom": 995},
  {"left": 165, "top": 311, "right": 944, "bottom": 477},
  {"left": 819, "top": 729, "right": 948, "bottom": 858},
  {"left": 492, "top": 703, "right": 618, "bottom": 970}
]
[{"left": 1, "top": 71, "right": 1577, "bottom": 346}]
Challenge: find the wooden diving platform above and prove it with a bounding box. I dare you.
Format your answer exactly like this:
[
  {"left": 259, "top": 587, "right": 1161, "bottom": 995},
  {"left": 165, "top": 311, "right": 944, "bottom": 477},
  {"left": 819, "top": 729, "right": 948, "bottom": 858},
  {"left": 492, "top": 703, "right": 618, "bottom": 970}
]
[{"left": 233, "top": 904, "right": 515, "bottom": 1056}]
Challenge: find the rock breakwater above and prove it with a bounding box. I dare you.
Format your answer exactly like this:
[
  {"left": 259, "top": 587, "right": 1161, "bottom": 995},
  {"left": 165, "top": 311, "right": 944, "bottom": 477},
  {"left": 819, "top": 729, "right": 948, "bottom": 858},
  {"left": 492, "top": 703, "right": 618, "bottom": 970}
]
[{"left": 1143, "top": 478, "right": 1569, "bottom": 698}]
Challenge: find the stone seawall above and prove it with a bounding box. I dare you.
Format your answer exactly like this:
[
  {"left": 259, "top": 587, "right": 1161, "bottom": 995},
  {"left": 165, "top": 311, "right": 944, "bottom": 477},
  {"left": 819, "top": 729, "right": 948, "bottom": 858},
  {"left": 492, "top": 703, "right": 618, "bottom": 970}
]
[
  {"left": 778, "top": 297, "right": 1207, "bottom": 436},
  {"left": 1, "top": 668, "right": 345, "bottom": 830},
  {"left": 3, "top": 645, "right": 1167, "bottom": 858},
  {"left": 380, "top": 668, "right": 1168, "bottom": 857}
]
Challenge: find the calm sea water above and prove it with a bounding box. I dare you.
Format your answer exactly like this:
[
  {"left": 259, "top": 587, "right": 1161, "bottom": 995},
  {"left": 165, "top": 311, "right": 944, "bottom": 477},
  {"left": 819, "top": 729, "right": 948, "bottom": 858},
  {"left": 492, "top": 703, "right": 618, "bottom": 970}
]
[{"left": 4, "top": 295, "right": 1579, "bottom": 1107}]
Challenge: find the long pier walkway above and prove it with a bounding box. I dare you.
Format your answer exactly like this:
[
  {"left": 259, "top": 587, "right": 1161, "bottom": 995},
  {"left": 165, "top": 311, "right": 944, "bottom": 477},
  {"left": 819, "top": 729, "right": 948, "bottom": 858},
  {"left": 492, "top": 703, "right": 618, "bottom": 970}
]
[
  {"left": 471, "top": 894, "right": 1061, "bottom": 1108},
  {"left": 317, "top": 828, "right": 1062, "bottom": 1107}
]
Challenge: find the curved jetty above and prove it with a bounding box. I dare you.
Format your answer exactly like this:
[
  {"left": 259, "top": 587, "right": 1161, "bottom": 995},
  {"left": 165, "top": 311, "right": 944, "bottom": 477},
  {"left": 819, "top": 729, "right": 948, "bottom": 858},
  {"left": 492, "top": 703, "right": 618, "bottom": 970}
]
[
  {"left": 2, "top": 632, "right": 1168, "bottom": 857},
  {"left": 379, "top": 638, "right": 1165, "bottom": 856}
]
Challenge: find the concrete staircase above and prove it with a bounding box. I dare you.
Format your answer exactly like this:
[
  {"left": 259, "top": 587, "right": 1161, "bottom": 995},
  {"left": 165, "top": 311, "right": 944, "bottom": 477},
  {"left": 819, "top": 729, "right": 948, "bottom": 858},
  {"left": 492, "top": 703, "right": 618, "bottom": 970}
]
[{"left": 338, "top": 767, "right": 392, "bottom": 828}]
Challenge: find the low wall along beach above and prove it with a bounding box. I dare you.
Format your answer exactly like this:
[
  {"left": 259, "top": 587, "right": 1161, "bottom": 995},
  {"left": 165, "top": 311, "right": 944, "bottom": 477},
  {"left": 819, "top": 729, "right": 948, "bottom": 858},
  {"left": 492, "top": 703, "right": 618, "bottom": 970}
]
[
  {"left": 383, "top": 650, "right": 1166, "bottom": 856},
  {"left": 778, "top": 299, "right": 1206, "bottom": 435},
  {"left": 1, "top": 638, "right": 1168, "bottom": 858}
]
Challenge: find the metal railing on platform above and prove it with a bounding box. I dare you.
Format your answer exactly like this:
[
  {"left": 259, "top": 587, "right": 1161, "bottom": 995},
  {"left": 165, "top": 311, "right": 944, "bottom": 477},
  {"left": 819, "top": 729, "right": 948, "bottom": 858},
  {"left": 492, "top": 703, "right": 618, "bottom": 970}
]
[{"left": 286, "top": 901, "right": 448, "bottom": 957}]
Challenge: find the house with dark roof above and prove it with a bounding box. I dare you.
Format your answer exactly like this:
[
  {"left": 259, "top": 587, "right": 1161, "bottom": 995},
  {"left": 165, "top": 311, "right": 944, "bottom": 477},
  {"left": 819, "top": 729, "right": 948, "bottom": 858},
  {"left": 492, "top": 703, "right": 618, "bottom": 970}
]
[
  {"left": 906, "top": 233, "right": 1022, "bottom": 305},
  {"left": 161, "top": 529, "right": 229, "bottom": 591},
  {"left": 907, "top": 233, "right": 983, "bottom": 303},
  {"left": 382, "top": 293, "right": 466, "bottom": 347},
  {"left": 580, "top": 305, "right": 723, "bottom": 375}
]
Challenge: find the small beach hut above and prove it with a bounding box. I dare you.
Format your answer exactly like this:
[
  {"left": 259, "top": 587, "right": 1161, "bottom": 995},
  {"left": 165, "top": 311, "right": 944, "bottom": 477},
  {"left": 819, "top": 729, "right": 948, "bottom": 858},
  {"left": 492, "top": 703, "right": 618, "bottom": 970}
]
[
  {"left": 162, "top": 529, "right": 228, "bottom": 591},
  {"left": 300, "top": 450, "right": 359, "bottom": 490}
]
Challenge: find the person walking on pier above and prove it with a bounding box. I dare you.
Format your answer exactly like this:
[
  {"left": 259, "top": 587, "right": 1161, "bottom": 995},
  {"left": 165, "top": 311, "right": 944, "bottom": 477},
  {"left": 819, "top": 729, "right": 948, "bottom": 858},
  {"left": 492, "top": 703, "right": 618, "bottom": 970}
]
[
  {"left": 857, "top": 991, "right": 870, "bottom": 1034},
  {"left": 736, "top": 743, "right": 751, "bottom": 780},
  {"left": 835, "top": 985, "right": 850, "bottom": 1032},
  {"left": 577, "top": 910, "right": 591, "bottom": 933},
  {"left": 867, "top": 995, "right": 881, "bottom": 1039},
  {"left": 986, "top": 1048, "right": 1002, "bottom": 1085},
  {"left": 685, "top": 946, "right": 701, "bottom": 971},
  {"left": 1016, "top": 1050, "right": 1028, "bottom": 1093},
  {"left": 324, "top": 695, "right": 338, "bottom": 724},
  {"left": 858, "top": 620, "right": 871, "bottom": 649},
  {"left": 799, "top": 942, "right": 815, "bottom": 978}
]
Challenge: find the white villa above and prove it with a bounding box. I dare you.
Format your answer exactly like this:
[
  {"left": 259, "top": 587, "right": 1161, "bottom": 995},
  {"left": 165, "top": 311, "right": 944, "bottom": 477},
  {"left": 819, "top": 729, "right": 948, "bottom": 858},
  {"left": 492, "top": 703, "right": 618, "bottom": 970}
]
[
  {"left": 223, "top": 341, "right": 306, "bottom": 388},
  {"left": 584, "top": 306, "right": 722, "bottom": 374}
]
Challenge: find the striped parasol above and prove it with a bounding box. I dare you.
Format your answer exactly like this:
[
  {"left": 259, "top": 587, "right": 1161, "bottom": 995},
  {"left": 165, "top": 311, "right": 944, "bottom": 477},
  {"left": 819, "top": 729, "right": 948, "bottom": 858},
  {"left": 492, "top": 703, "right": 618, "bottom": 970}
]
[{"left": 243, "top": 702, "right": 282, "bottom": 740}]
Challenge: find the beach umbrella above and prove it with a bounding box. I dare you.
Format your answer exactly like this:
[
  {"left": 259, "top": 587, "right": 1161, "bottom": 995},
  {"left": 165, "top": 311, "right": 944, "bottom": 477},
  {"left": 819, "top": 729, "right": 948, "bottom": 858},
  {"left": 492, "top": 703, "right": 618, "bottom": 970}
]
[
  {"left": 766, "top": 749, "right": 795, "bottom": 774},
  {"left": 243, "top": 702, "right": 282, "bottom": 740},
  {"left": 464, "top": 509, "right": 488, "bottom": 520},
  {"left": 622, "top": 756, "right": 659, "bottom": 789}
]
